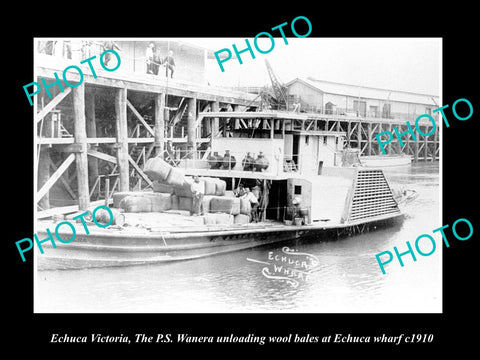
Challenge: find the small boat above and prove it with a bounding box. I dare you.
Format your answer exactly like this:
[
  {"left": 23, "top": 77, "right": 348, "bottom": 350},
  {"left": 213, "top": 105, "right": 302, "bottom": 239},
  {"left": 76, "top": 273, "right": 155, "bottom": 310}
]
[
  {"left": 360, "top": 154, "right": 412, "bottom": 167},
  {"left": 36, "top": 111, "right": 408, "bottom": 270}
]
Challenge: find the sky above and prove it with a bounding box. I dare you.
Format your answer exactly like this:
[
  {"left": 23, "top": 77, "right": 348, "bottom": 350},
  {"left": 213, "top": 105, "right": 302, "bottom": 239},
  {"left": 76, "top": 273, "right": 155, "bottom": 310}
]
[{"left": 182, "top": 37, "right": 441, "bottom": 96}]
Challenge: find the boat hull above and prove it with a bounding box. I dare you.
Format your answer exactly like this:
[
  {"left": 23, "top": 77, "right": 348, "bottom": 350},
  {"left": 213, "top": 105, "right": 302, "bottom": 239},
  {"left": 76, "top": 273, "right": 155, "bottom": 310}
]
[{"left": 36, "top": 214, "right": 403, "bottom": 270}]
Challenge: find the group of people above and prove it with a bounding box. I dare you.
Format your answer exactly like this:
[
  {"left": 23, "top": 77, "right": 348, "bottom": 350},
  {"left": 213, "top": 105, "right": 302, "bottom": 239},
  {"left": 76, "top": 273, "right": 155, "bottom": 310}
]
[
  {"left": 37, "top": 40, "right": 122, "bottom": 63},
  {"left": 189, "top": 177, "right": 261, "bottom": 222},
  {"left": 146, "top": 43, "right": 175, "bottom": 78}
]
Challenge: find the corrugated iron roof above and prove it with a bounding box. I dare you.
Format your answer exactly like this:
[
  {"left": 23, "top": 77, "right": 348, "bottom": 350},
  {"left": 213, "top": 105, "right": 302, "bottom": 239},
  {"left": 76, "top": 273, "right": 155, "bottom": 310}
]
[{"left": 286, "top": 77, "right": 439, "bottom": 106}]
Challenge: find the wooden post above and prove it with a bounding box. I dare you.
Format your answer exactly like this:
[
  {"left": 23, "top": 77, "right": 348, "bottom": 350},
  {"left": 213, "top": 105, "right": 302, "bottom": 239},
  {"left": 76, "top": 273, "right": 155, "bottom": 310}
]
[
  {"left": 154, "top": 93, "right": 166, "bottom": 158},
  {"left": 347, "top": 121, "right": 351, "bottom": 148},
  {"left": 211, "top": 100, "right": 219, "bottom": 138},
  {"left": 414, "top": 127, "right": 419, "bottom": 163},
  {"left": 357, "top": 121, "right": 362, "bottom": 152},
  {"left": 387, "top": 123, "right": 393, "bottom": 155},
  {"left": 403, "top": 123, "right": 409, "bottom": 155},
  {"left": 423, "top": 125, "right": 428, "bottom": 162},
  {"left": 72, "top": 83, "right": 90, "bottom": 210},
  {"left": 433, "top": 122, "right": 438, "bottom": 162},
  {"left": 115, "top": 88, "right": 129, "bottom": 192},
  {"left": 262, "top": 179, "right": 268, "bottom": 222},
  {"left": 104, "top": 178, "right": 110, "bottom": 207},
  {"left": 187, "top": 97, "right": 197, "bottom": 157},
  {"left": 37, "top": 146, "right": 50, "bottom": 210},
  {"left": 367, "top": 123, "right": 372, "bottom": 156},
  {"left": 86, "top": 90, "right": 98, "bottom": 188}
]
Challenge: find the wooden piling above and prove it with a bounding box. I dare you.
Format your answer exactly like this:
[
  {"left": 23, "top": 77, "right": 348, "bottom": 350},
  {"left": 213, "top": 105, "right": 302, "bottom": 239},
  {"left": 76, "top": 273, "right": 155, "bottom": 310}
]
[
  {"left": 387, "top": 123, "right": 392, "bottom": 155},
  {"left": 115, "top": 88, "right": 129, "bottom": 192},
  {"left": 154, "top": 93, "right": 166, "bottom": 158},
  {"left": 414, "top": 127, "right": 419, "bottom": 162},
  {"left": 357, "top": 122, "right": 362, "bottom": 152},
  {"left": 37, "top": 146, "right": 50, "bottom": 210},
  {"left": 211, "top": 100, "right": 219, "bottom": 137},
  {"left": 367, "top": 123, "right": 372, "bottom": 156},
  {"left": 86, "top": 90, "right": 98, "bottom": 187},
  {"left": 423, "top": 125, "right": 428, "bottom": 161},
  {"left": 72, "top": 83, "right": 90, "bottom": 210},
  {"left": 187, "top": 97, "right": 197, "bottom": 157}
]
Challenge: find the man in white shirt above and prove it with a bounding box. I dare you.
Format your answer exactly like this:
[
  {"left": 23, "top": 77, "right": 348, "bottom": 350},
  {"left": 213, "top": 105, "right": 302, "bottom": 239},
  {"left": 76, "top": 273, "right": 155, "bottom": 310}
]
[
  {"left": 242, "top": 187, "right": 259, "bottom": 222},
  {"left": 190, "top": 176, "right": 204, "bottom": 215},
  {"left": 146, "top": 43, "right": 155, "bottom": 74}
]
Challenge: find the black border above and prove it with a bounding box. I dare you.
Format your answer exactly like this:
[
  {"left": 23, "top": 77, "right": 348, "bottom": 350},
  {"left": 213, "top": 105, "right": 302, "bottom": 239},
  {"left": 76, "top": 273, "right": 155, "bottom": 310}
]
[{"left": 6, "top": 7, "right": 478, "bottom": 355}]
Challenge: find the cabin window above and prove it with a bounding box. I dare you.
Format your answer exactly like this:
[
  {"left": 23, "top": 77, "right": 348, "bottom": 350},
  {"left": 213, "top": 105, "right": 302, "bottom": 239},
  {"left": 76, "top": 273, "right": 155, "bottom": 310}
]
[
  {"left": 294, "top": 185, "right": 302, "bottom": 195},
  {"left": 305, "top": 135, "right": 309, "bottom": 145},
  {"left": 323, "top": 136, "right": 328, "bottom": 145}
]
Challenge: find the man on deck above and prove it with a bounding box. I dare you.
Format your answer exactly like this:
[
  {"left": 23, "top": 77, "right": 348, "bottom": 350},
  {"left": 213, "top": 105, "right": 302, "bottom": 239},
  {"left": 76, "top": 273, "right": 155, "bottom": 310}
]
[
  {"left": 242, "top": 187, "right": 259, "bottom": 222},
  {"left": 146, "top": 43, "right": 155, "bottom": 74},
  {"left": 163, "top": 50, "right": 176, "bottom": 78},
  {"left": 190, "top": 176, "right": 204, "bottom": 216}
]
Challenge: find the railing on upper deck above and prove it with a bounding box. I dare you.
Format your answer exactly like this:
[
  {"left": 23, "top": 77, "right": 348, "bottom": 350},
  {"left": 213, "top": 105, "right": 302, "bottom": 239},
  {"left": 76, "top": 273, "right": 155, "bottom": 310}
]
[
  {"left": 36, "top": 40, "right": 206, "bottom": 85},
  {"left": 290, "top": 104, "right": 439, "bottom": 125},
  {"left": 163, "top": 148, "right": 344, "bottom": 175}
]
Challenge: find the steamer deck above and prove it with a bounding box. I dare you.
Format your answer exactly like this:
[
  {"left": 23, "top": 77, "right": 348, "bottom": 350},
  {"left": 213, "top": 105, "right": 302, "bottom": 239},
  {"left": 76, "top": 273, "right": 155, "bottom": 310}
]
[
  {"left": 36, "top": 210, "right": 403, "bottom": 270},
  {"left": 36, "top": 111, "right": 409, "bottom": 271}
]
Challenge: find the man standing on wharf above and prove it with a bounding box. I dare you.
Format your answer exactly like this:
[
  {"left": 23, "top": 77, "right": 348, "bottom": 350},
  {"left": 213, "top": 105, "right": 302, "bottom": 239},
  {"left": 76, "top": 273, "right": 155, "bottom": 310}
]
[
  {"left": 164, "top": 50, "right": 175, "bottom": 78},
  {"left": 191, "top": 176, "right": 204, "bottom": 216},
  {"left": 146, "top": 42, "right": 155, "bottom": 74}
]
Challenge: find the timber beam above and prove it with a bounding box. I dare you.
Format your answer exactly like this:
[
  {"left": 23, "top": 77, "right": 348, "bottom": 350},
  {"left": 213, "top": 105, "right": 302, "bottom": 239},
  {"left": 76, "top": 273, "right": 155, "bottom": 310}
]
[{"left": 36, "top": 56, "right": 259, "bottom": 107}]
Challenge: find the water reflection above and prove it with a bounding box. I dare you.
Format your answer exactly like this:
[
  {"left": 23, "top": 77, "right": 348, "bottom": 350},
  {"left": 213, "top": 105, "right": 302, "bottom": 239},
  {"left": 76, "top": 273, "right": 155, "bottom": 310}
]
[{"left": 35, "top": 163, "right": 441, "bottom": 313}]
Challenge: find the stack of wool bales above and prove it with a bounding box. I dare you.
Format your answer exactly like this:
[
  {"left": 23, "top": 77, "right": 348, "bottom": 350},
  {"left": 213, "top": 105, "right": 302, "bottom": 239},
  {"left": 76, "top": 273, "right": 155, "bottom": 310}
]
[
  {"left": 113, "top": 191, "right": 172, "bottom": 213},
  {"left": 203, "top": 212, "right": 234, "bottom": 225},
  {"left": 209, "top": 197, "right": 240, "bottom": 215},
  {"left": 235, "top": 197, "right": 252, "bottom": 224},
  {"left": 144, "top": 156, "right": 186, "bottom": 188},
  {"left": 144, "top": 157, "right": 173, "bottom": 183},
  {"left": 143, "top": 157, "right": 253, "bottom": 224}
]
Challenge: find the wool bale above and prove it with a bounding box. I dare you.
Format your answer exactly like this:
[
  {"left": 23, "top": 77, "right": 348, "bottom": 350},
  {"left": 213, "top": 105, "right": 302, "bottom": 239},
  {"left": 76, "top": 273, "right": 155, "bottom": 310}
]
[
  {"left": 202, "top": 195, "right": 215, "bottom": 213},
  {"left": 144, "top": 157, "right": 172, "bottom": 182},
  {"left": 224, "top": 190, "right": 236, "bottom": 198},
  {"left": 112, "top": 191, "right": 145, "bottom": 208},
  {"left": 214, "top": 179, "right": 227, "bottom": 196},
  {"left": 178, "top": 196, "right": 193, "bottom": 212},
  {"left": 147, "top": 192, "right": 172, "bottom": 212},
  {"left": 215, "top": 213, "right": 234, "bottom": 225},
  {"left": 152, "top": 181, "right": 175, "bottom": 194},
  {"left": 113, "top": 191, "right": 132, "bottom": 208},
  {"left": 174, "top": 177, "right": 205, "bottom": 198},
  {"left": 119, "top": 196, "right": 152, "bottom": 212},
  {"left": 201, "top": 177, "right": 217, "bottom": 195},
  {"left": 210, "top": 196, "right": 240, "bottom": 215},
  {"left": 174, "top": 182, "right": 193, "bottom": 197},
  {"left": 203, "top": 213, "right": 216, "bottom": 225},
  {"left": 234, "top": 213, "right": 251, "bottom": 224},
  {"left": 95, "top": 207, "right": 125, "bottom": 226},
  {"left": 240, "top": 197, "right": 251, "bottom": 215},
  {"left": 171, "top": 194, "right": 179, "bottom": 210},
  {"left": 165, "top": 167, "right": 186, "bottom": 186}
]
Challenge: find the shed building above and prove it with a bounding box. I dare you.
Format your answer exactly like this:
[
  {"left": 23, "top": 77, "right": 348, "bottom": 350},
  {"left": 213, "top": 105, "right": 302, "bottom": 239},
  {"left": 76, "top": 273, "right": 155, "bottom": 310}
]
[{"left": 286, "top": 77, "right": 440, "bottom": 122}]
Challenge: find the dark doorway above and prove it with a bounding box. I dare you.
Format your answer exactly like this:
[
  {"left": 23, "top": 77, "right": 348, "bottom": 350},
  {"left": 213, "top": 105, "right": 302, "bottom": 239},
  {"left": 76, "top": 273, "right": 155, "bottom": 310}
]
[
  {"left": 267, "top": 180, "right": 288, "bottom": 221},
  {"left": 292, "top": 135, "right": 300, "bottom": 168}
]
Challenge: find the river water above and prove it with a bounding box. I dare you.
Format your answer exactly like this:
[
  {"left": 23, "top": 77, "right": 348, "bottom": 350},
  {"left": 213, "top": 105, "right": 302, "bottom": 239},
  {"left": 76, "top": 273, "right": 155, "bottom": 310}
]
[{"left": 35, "top": 163, "right": 441, "bottom": 313}]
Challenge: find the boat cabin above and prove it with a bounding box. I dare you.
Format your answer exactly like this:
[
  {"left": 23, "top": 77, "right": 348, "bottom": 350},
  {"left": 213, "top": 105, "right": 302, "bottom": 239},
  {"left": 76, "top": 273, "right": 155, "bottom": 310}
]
[{"left": 175, "top": 111, "right": 401, "bottom": 226}]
